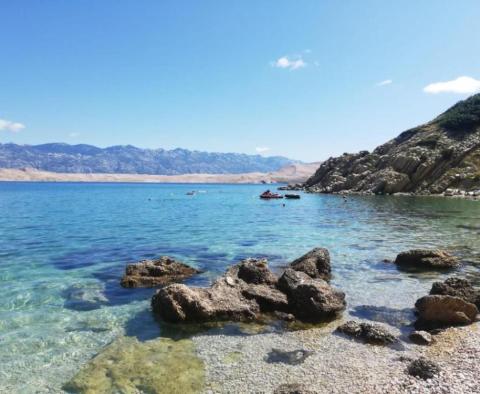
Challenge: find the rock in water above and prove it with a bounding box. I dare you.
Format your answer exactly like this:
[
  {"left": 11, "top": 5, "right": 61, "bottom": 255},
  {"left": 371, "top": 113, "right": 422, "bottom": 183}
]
[
  {"left": 407, "top": 357, "right": 440, "bottom": 380},
  {"left": 394, "top": 249, "right": 459, "bottom": 269},
  {"left": 409, "top": 330, "right": 433, "bottom": 345},
  {"left": 430, "top": 277, "right": 480, "bottom": 308},
  {"left": 415, "top": 295, "right": 478, "bottom": 329},
  {"left": 152, "top": 258, "right": 346, "bottom": 324},
  {"left": 237, "top": 258, "right": 278, "bottom": 285},
  {"left": 278, "top": 268, "right": 346, "bottom": 321},
  {"left": 336, "top": 321, "right": 396, "bottom": 345},
  {"left": 63, "top": 336, "right": 204, "bottom": 394},
  {"left": 120, "top": 256, "right": 200, "bottom": 288},
  {"left": 289, "top": 247, "right": 331, "bottom": 280}
]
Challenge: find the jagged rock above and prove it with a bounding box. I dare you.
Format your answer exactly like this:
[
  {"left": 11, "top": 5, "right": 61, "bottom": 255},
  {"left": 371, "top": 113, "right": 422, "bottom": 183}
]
[
  {"left": 152, "top": 258, "right": 346, "bottom": 324},
  {"left": 415, "top": 295, "right": 478, "bottom": 329},
  {"left": 120, "top": 256, "right": 200, "bottom": 288},
  {"left": 407, "top": 357, "right": 441, "bottom": 380},
  {"left": 336, "top": 321, "right": 396, "bottom": 345},
  {"left": 289, "top": 247, "right": 331, "bottom": 280},
  {"left": 304, "top": 94, "right": 480, "bottom": 195},
  {"left": 274, "top": 383, "right": 315, "bottom": 394},
  {"left": 278, "top": 269, "right": 346, "bottom": 321},
  {"left": 394, "top": 249, "right": 459, "bottom": 269},
  {"left": 237, "top": 258, "right": 277, "bottom": 285},
  {"left": 409, "top": 330, "right": 433, "bottom": 345},
  {"left": 430, "top": 277, "right": 480, "bottom": 308}
]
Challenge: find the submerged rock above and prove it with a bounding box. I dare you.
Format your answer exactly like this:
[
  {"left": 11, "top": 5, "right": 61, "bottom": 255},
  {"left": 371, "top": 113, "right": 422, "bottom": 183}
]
[
  {"left": 63, "top": 336, "right": 204, "bottom": 394},
  {"left": 152, "top": 257, "right": 345, "bottom": 324},
  {"left": 415, "top": 295, "right": 478, "bottom": 329},
  {"left": 430, "top": 277, "right": 480, "bottom": 308},
  {"left": 266, "top": 348, "right": 313, "bottom": 365},
  {"left": 394, "top": 249, "right": 459, "bottom": 269},
  {"left": 336, "top": 320, "right": 396, "bottom": 345},
  {"left": 289, "top": 247, "right": 331, "bottom": 280},
  {"left": 120, "top": 256, "right": 200, "bottom": 288},
  {"left": 407, "top": 357, "right": 441, "bottom": 380}
]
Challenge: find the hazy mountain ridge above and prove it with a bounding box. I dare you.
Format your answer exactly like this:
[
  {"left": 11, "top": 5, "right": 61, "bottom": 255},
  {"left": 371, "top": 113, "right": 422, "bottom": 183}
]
[
  {"left": 305, "top": 94, "right": 480, "bottom": 194},
  {"left": 0, "top": 143, "right": 297, "bottom": 175}
]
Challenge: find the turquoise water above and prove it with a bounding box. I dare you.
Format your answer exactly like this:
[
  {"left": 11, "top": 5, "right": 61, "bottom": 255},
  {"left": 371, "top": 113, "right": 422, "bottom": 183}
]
[{"left": 0, "top": 182, "right": 479, "bottom": 392}]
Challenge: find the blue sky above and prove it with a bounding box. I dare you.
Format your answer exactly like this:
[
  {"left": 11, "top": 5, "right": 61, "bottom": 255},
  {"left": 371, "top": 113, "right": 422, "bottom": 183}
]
[{"left": 1, "top": 1, "right": 479, "bottom": 162}]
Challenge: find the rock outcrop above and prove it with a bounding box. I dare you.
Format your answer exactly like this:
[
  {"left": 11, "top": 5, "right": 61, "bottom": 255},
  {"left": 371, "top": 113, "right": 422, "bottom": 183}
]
[
  {"left": 152, "top": 255, "right": 346, "bottom": 324},
  {"left": 336, "top": 320, "right": 396, "bottom": 345},
  {"left": 394, "top": 249, "right": 459, "bottom": 270},
  {"left": 120, "top": 256, "right": 200, "bottom": 288},
  {"left": 289, "top": 247, "right": 331, "bottom": 280},
  {"left": 304, "top": 94, "right": 480, "bottom": 195}
]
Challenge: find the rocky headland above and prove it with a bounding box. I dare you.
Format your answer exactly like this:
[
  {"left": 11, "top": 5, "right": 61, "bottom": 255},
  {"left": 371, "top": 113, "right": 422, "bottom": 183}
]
[{"left": 303, "top": 94, "right": 480, "bottom": 196}]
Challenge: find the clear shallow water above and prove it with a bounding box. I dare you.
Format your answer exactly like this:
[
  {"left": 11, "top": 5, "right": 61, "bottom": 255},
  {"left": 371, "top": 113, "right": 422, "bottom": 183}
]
[{"left": 0, "top": 182, "right": 479, "bottom": 392}]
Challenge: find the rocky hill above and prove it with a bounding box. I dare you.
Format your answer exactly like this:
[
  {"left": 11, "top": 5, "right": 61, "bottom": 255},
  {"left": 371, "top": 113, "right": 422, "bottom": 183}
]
[
  {"left": 305, "top": 93, "right": 480, "bottom": 195},
  {"left": 0, "top": 143, "right": 296, "bottom": 175}
]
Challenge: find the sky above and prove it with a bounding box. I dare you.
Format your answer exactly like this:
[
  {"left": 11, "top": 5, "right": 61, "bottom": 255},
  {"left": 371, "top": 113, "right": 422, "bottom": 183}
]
[{"left": 1, "top": 0, "right": 480, "bottom": 162}]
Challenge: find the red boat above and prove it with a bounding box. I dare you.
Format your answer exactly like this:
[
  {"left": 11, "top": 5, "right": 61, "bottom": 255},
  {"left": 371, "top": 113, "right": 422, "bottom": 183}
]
[{"left": 260, "top": 190, "right": 284, "bottom": 199}]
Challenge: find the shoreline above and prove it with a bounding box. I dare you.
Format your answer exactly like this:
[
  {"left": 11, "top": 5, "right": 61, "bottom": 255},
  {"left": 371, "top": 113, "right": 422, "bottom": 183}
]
[{"left": 0, "top": 164, "right": 319, "bottom": 184}]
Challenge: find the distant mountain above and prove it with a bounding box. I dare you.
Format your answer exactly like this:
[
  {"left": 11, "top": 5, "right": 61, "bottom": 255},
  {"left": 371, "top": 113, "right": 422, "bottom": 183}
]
[
  {"left": 0, "top": 143, "right": 298, "bottom": 175},
  {"left": 305, "top": 93, "right": 480, "bottom": 194}
]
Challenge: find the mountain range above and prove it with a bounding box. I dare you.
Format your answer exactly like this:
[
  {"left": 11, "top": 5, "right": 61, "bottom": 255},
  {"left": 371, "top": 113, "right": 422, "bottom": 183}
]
[
  {"left": 304, "top": 93, "right": 480, "bottom": 194},
  {"left": 0, "top": 143, "right": 296, "bottom": 175}
]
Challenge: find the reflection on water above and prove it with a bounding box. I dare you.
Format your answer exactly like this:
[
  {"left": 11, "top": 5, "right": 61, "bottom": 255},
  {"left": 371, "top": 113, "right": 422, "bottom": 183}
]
[{"left": 0, "top": 183, "right": 479, "bottom": 391}]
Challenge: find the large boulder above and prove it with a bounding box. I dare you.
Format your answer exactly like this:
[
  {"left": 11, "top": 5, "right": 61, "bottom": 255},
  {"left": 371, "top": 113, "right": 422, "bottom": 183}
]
[
  {"left": 152, "top": 258, "right": 346, "bottom": 324},
  {"left": 394, "top": 249, "right": 459, "bottom": 269},
  {"left": 237, "top": 258, "right": 278, "bottom": 285},
  {"left": 415, "top": 295, "right": 478, "bottom": 329},
  {"left": 430, "top": 277, "right": 480, "bottom": 308},
  {"left": 278, "top": 268, "right": 346, "bottom": 321},
  {"left": 336, "top": 320, "right": 396, "bottom": 345},
  {"left": 151, "top": 282, "right": 259, "bottom": 323},
  {"left": 121, "top": 256, "right": 200, "bottom": 288},
  {"left": 289, "top": 248, "right": 331, "bottom": 280}
]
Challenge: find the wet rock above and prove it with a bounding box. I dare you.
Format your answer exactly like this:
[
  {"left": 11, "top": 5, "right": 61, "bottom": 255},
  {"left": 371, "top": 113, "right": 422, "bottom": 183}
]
[
  {"left": 152, "top": 258, "right": 346, "bottom": 324},
  {"left": 151, "top": 282, "right": 258, "bottom": 323},
  {"left": 237, "top": 258, "right": 277, "bottom": 285},
  {"left": 120, "top": 256, "right": 200, "bottom": 288},
  {"left": 274, "top": 383, "right": 315, "bottom": 394},
  {"left": 407, "top": 357, "right": 441, "bottom": 380},
  {"left": 409, "top": 330, "right": 433, "bottom": 345},
  {"left": 266, "top": 348, "right": 313, "bottom": 365},
  {"left": 394, "top": 249, "right": 459, "bottom": 269},
  {"left": 430, "top": 277, "right": 480, "bottom": 308},
  {"left": 63, "top": 336, "right": 204, "bottom": 393},
  {"left": 415, "top": 295, "right": 478, "bottom": 329},
  {"left": 278, "top": 268, "right": 346, "bottom": 321},
  {"left": 242, "top": 285, "right": 289, "bottom": 312},
  {"left": 289, "top": 247, "right": 331, "bottom": 280},
  {"left": 337, "top": 320, "right": 396, "bottom": 345}
]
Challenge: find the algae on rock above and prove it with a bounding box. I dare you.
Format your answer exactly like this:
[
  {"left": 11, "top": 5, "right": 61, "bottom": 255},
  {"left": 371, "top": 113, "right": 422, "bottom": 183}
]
[{"left": 64, "top": 336, "right": 204, "bottom": 394}]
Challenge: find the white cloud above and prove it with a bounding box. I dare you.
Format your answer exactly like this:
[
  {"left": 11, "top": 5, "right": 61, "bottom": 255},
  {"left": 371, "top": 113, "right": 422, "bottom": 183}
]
[
  {"left": 69, "top": 132, "right": 80, "bottom": 138},
  {"left": 0, "top": 118, "right": 25, "bottom": 132},
  {"left": 272, "top": 56, "right": 306, "bottom": 70},
  {"left": 255, "top": 147, "right": 270, "bottom": 153},
  {"left": 424, "top": 76, "right": 480, "bottom": 94},
  {"left": 377, "top": 79, "right": 392, "bottom": 86}
]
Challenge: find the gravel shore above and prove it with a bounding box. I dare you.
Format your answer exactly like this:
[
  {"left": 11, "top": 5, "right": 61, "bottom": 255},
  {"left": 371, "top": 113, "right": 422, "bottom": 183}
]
[{"left": 192, "top": 321, "right": 480, "bottom": 394}]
